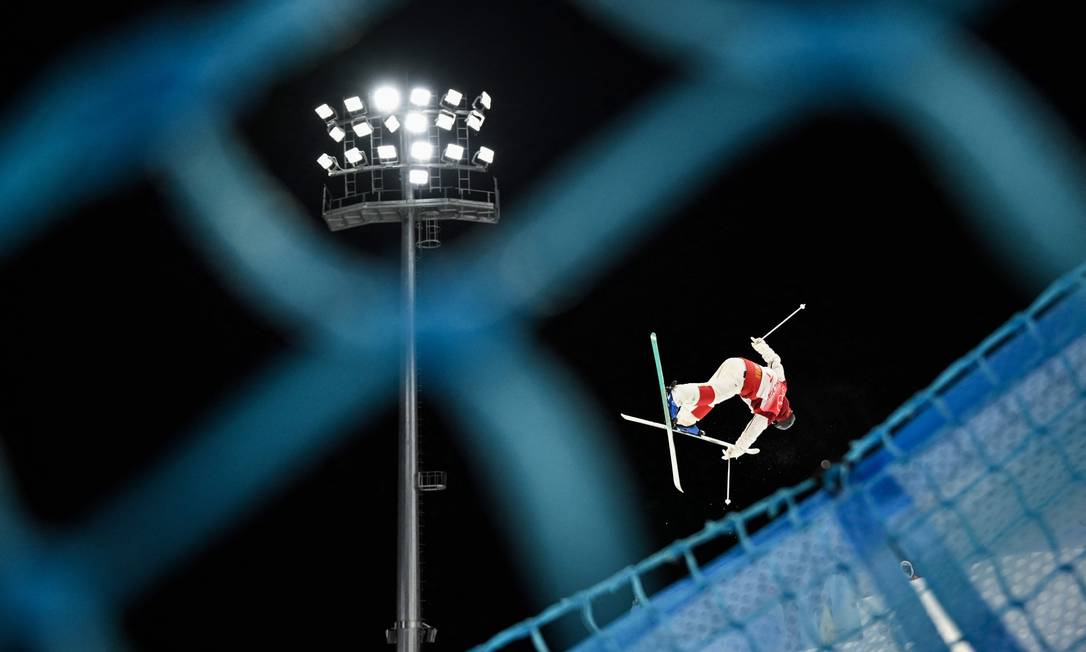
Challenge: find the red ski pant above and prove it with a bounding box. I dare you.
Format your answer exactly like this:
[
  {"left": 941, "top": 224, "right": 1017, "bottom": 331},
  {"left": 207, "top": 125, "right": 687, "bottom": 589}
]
[{"left": 670, "top": 357, "right": 746, "bottom": 426}]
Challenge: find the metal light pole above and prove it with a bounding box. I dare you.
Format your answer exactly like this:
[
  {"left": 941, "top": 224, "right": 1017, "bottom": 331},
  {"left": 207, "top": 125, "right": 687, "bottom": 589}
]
[
  {"left": 398, "top": 154, "right": 421, "bottom": 651},
  {"left": 313, "top": 84, "right": 499, "bottom": 650}
]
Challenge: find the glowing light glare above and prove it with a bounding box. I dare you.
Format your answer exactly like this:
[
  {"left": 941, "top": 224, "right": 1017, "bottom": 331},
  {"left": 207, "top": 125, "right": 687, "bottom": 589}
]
[
  {"left": 377, "top": 145, "right": 397, "bottom": 160},
  {"left": 404, "top": 111, "right": 428, "bottom": 134},
  {"left": 473, "top": 91, "right": 492, "bottom": 111},
  {"left": 328, "top": 125, "right": 346, "bottom": 142},
  {"left": 352, "top": 121, "right": 373, "bottom": 137},
  {"left": 410, "top": 141, "right": 434, "bottom": 161},
  {"left": 435, "top": 110, "right": 455, "bottom": 131},
  {"left": 344, "top": 96, "right": 364, "bottom": 113},
  {"left": 409, "top": 168, "right": 429, "bottom": 185},
  {"left": 314, "top": 103, "right": 335, "bottom": 120},
  {"left": 466, "top": 110, "right": 485, "bottom": 131},
  {"left": 475, "top": 146, "right": 495, "bottom": 164},
  {"left": 443, "top": 143, "right": 465, "bottom": 161},
  {"left": 409, "top": 88, "right": 432, "bottom": 107},
  {"left": 373, "top": 86, "right": 401, "bottom": 112},
  {"left": 345, "top": 147, "right": 366, "bottom": 166},
  {"left": 441, "top": 89, "right": 463, "bottom": 107},
  {"left": 316, "top": 153, "right": 337, "bottom": 170},
  {"left": 384, "top": 115, "right": 400, "bottom": 133}
]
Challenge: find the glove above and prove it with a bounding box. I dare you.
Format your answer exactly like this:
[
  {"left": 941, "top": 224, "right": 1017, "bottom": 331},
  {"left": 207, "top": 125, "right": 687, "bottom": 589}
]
[
  {"left": 722, "top": 447, "right": 746, "bottom": 460},
  {"left": 750, "top": 337, "right": 770, "bottom": 355}
]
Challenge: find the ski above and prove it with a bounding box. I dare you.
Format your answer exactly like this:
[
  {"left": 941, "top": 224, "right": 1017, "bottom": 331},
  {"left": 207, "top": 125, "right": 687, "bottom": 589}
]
[
  {"left": 619, "top": 414, "right": 760, "bottom": 454},
  {"left": 650, "top": 333, "right": 684, "bottom": 493}
]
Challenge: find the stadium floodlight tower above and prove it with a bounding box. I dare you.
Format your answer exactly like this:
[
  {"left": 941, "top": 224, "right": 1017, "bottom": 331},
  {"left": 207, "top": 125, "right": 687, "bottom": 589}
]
[{"left": 313, "top": 83, "right": 499, "bottom": 651}]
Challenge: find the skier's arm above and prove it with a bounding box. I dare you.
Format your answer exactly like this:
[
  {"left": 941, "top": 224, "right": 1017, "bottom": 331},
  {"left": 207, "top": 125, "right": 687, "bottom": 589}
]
[
  {"left": 725, "top": 414, "right": 769, "bottom": 459},
  {"left": 751, "top": 337, "right": 785, "bottom": 379}
]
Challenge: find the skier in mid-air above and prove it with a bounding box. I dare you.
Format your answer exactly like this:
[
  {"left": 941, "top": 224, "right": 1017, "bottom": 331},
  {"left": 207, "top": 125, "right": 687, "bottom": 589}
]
[{"left": 667, "top": 337, "right": 795, "bottom": 458}]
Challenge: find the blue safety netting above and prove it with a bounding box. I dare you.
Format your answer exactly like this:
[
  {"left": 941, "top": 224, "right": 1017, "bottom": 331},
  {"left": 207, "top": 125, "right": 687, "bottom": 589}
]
[{"left": 473, "top": 262, "right": 1086, "bottom": 651}]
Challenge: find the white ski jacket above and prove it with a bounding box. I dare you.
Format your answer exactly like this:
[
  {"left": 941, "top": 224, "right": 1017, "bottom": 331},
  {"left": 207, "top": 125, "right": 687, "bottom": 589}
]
[{"left": 727, "top": 338, "right": 785, "bottom": 458}]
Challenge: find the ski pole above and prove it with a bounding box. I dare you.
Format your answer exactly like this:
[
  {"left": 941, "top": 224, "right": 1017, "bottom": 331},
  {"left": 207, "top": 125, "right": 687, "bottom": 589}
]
[
  {"left": 725, "top": 458, "right": 732, "bottom": 506},
  {"left": 761, "top": 303, "right": 806, "bottom": 340}
]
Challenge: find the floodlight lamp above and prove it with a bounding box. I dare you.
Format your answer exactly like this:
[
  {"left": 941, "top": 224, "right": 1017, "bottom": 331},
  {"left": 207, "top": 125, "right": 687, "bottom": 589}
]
[
  {"left": 345, "top": 147, "right": 367, "bottom": 166},
  {"left": 473, "top": 91, "right": 492, "bottom": 111},
  {"left": 344, "top": 96, "right": 365, "bottom": 114},
  {"left": 473, "top": 146, "right": 494, "bottom": 165},
  {"left": 409, "top": 168, "right": 429, "bottom": 185},
  {"left": 443, "top": 143, "right": 465, "bottom": 161},
  {"left": 315, "top": 103, "right": 335, "bottom": 121},
  {"left": 328, "top": 125, "right": 346, "bottom": 142},
  {"left": 316, "top": 153, "right": 339, "bottom": 170},
  {"left": 384, "top": 115, "right": 400, "bottom": 133},
  {"left": 435, "top": 110, "right": 455, "bottom": 131},
  {"left": 352, "top": 120, "right": 373, "bottom": 137},
  {"left": 405, "top": 111, "right": 428, "bottom": 134},
  {"left": 466, "top": 110, "right": 485, "bottom": 132},
  {"left": 409, "top": 88, "right": 432, "bottom": 107},
  {"left": 373, "top": 86, "right": 401, "bottom": 113},
  {"left": 377, "top": 145, "right": 398, "bottom": 161},
  {"left": 441, "top": 89, "right": 463, "bottom": 108},
  {"left": 410, "top": 141, "right": 434, "bottom": 161}
]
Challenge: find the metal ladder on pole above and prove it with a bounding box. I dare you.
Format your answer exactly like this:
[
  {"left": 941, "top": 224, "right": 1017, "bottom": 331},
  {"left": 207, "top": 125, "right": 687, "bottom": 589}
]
[
  {"left": 429, "top": 123, "right": 440, "bottom": 192},
  {"left": 343, "top": 132, "right": 357, "bottom": 199},
  {"left": 457, "top": 118, "right": 470, "bottom": 199},
  {"left": 372, "top": 126, "right": 384, "bottom": 198},
  {"left": 418, "top": 123, "right": 441, "bottom": 248}
]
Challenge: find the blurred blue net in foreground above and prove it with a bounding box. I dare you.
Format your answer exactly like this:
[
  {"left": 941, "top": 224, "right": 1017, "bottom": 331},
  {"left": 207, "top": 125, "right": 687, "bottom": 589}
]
[{"left": 474, "top": 262, "right": 1086, "bottom": 651}]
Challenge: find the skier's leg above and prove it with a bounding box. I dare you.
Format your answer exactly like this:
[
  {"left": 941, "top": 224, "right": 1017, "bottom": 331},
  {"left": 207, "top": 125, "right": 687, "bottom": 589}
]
[
  {"left": 706, "top": 358, "right": 746, "bottom": 404},
  {"left": 671, "top": 358, "right": 746, "bottom": 426},
  {"left": 671, "top": 383, "right": 714, "bottom": 426}
]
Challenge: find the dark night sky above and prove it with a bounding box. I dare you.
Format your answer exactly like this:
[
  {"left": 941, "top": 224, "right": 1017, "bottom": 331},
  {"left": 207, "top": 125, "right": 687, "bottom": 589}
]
[{"left": 1, "top": 1, "right": 1083, "bottom": 649}]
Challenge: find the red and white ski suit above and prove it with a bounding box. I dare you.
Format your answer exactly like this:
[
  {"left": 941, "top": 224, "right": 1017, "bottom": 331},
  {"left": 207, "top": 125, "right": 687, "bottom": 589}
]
[{"left": 671, "top": 339, "right": 791, "bottom": 457}]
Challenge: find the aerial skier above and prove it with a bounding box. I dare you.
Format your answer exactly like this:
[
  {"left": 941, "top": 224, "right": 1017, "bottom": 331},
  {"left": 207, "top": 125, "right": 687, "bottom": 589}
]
[
  {"left": 666, "top": 336, "right": 796, "bottom": 459},
  {"left": 620, "top": 304, "right": 803, "bottom": 496}
]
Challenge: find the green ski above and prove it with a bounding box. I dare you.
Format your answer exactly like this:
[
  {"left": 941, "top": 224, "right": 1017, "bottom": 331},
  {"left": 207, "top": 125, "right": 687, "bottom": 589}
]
[{"left": 650, "top": 333, "right": 683, "bottom": 493}]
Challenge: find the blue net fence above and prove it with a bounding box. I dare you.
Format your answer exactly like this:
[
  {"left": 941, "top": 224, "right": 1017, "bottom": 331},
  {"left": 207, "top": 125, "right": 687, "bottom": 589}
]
[{"left": 473, "top": 262, "right": 1086, "bottom": 652}]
